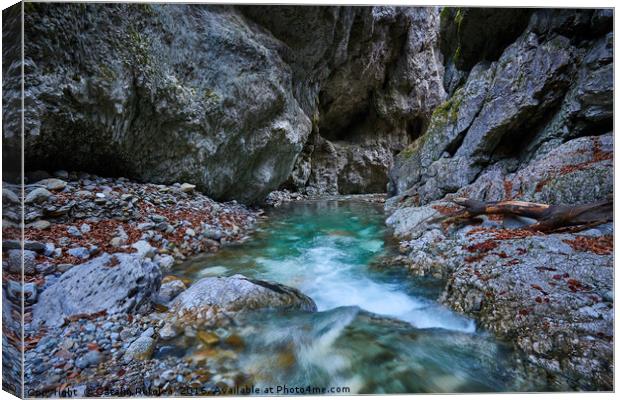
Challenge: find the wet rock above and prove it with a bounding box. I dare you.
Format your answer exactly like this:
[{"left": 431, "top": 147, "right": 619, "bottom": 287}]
[
  {"left": 170, "top": 274, "right": 317, "bottom": 315},
  {"left": 157, "top": 280, "right": 187, "bottom": 303},
  {"left": 32, "top": 253, "right": 162, "bottom": 327}
]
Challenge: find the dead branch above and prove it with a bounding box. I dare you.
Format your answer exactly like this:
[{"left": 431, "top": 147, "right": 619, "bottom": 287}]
[{"left": 434, "top": 197, "right": 612, "bottom": 233}]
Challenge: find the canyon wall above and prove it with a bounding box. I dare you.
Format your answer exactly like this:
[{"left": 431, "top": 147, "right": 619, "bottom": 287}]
[{"left": 3, "top": 3, "right": 444, "bottom": 203}]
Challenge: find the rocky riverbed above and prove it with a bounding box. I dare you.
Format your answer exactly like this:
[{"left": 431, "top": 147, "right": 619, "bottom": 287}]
[{"left": 2, "top": 171, "right": 276, "bottom": 395}]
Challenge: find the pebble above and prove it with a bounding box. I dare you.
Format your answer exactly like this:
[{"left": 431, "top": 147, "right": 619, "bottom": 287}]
[
  {"left": 54, "top": 170, "right": 69, "bottom": 179},
  {"left": 80, "top": 223, "right": 91, "bottom": 233},
  {"left": 123, "top": 336, "right": 155, "bottom": 362},
  {"left": 7, "top": 281, "right": 38, "bottom": 304},
  {"left": 76, "top": 190, "right": 92, "bottom": 197},
  {"left": 75, "top": 350, "right": 101, "bottom": 369},
  {"left": 25, "top": 187, "right": 52, "bottom": 204},
  {"left": 43, "top": 243, "right": 56, "bottom": 256},
  {"left": 157, "top": 280, "right": 187, "bottom": 303},
  {"left": 180, "top": 183, "right": 196, "bottom": 193},
  {"left": 67, "top": 247, "right": 90, "bottom": 259},
  {"left": 159, "top": 323, "right": 178, "bottom": 340},
  {"left": 67, "top": 226, "right": 82, "bottom": 237},
  {"left": 45, "top": 178, "right": 67, "bottom": 191},
  {"left": 132, "top": 240, "right": 156, "bottom": 259},
  {"left": 154, "top": 254, "right": 175, "bottom": 271},
  {"left": 150, "top": 214, "right": 168, "bottom": 223},
  {"left": 30, "top": 220, "right": 51, "bottom": 230},
  {"left": 8, "top": 249, "right": 37, "bottom": 274},
  {"left": 138, "top": 222, "right": 155, "bottom": 230},
  {"left": 57, "top": 264, "right": 73, "bottom": 273},
  {"left": 110, "top": 237, "right": 124, "bottom": 247},
  {"left": 36, "top": 262, "right": 56, "bottom": 275}
]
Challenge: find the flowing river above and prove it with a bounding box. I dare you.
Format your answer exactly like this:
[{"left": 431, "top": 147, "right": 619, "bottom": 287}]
[{"left": 172, "top": 199, "right": 547, "bottom": 393}]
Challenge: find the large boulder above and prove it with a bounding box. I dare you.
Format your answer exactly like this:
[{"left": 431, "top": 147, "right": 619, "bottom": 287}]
[
  {"left": 9, "top": 3, "right": 310, "bottom": 203},
  {"left": 32, "top": 253, "right": 162, "bottom": 327},
  {"left": 170, "top": 274, "right": 317, "bottom": 314}
]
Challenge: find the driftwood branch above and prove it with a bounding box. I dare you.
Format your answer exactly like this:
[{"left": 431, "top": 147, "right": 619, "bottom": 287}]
[{"left": 435, "top": 197, "right": 612, "bottom": 233}]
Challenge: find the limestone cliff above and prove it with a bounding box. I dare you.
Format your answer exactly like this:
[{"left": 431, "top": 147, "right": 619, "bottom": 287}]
[{"left": 3, "top": 4, "right": 445, "bottom": 202}]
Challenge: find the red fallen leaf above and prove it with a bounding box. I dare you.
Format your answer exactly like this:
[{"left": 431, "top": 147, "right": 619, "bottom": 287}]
[
  {"left": 497, "top": 251, "right": 509, "bottom": 258},
  {"left": 117, "top": 369, "right": 126, "bottom": 377},
  {"left": 531, "top": 284, "right": 548, "bottom": 296},
  {"left": 563, "top": 235, "right": 613, "bottom": 255},
  {"left": 465, "top": 240, "right": 499, "bottom": 254},
  {"left": 66, "top": 371, "right": 79, "bottom": 379},
  {"left": 544, "top": 297, "right": 550, "bottom": 303},
  {"left": 552, "top": 274, "right": 562, "bottom": 280},
  {"left": 87, "top": 343, "right": 99, "bottom": 351},
  {"left": 535, "top": 297, "right": 542, "bottom": 303},
  {"left": 127, "top": 314, "right": 133, "bottom": 323},
  {"left": 518, "top": 309, "right": 529, "bottom": 316}
]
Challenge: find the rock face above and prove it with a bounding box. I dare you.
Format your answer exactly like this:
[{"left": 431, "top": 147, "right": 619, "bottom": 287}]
[
  {"left": 170, "top": 274, "right": 317, "bottom": 314},
  {"left": 33, "top": 253, "right": 162, "bottom": 327},
  {"left": 389, "top": 9, "right": 612, "bottom": 204},
  {"left": 385, "top": 8, "right": 613, "bottom": 390},
  {"left": 4, "top": 4, "right": 445, "bottom": 202}
]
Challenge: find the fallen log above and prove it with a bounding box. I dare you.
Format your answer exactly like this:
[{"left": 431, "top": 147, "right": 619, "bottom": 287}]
[{"left": 435, "top": 197, "right": 612, "bottom": 233}]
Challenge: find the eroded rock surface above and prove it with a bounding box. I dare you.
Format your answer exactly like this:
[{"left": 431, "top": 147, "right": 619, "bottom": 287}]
[{"left": 33, "top": 253, "right": 162, "bottom": 327}]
